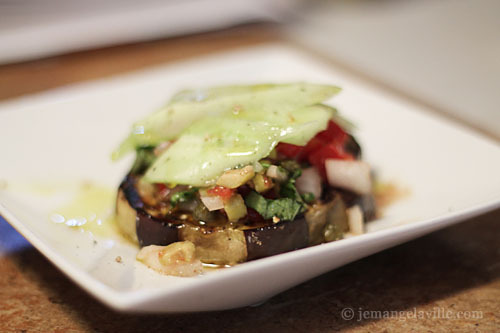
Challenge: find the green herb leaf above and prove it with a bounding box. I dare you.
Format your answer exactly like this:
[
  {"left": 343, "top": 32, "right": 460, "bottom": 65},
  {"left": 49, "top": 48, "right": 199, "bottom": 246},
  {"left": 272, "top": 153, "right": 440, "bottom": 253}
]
[
  {"left": 170, "top": 187, "right": 198, "bottom": 206},
  {"left": 291, "top": 169, "right": 302, "bottom": 180},
  {"left": 280, "top": 181, "right": 303, "bottom": 203},
  {"left": 245, "top": 191, "right": 305, "bottom": 221},
  {"left": 245, "top": 191, "right": 268, "bottom": 214},
  {"left": 266, "top": 198, "right": 304, "bottom": 221}
]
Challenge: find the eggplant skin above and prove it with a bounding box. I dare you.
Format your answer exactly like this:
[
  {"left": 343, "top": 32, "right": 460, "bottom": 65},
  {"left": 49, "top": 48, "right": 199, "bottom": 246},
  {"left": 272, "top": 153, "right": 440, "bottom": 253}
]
[
  {"left": 244, "top": 217, "right": 309, "bottom": 261},
  {"left": 117, "top": 175, "right": 179, "bottom": 247},
  {"left": 333, "top": 188, "right": 376, "bottom": 223},
  {"left": 353, "top": 194, "right": 377, "bottom": 222},
  {"left": 344, "top": 135, "right": 361, "bottom": 159},
  {"left": 136, "top": 210, "right": 179, "bottom": 247}
]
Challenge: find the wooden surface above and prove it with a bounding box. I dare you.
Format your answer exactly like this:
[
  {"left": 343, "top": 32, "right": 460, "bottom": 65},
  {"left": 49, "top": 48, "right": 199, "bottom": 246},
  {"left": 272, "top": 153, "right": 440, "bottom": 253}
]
[{"left": 1, "top": 24, "right": 499, "bottom": 332}]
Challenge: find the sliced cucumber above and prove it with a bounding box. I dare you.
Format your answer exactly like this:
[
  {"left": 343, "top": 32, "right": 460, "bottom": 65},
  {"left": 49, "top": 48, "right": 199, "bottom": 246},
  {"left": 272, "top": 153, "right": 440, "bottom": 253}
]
[
  {"left": 113, "top": 83, "right": 340, "bottom": 159},
  {"left": 143, "top": 117, "right": 280, "bottom": 185},
  {"left": 143, "top": 105, "right": 332, "bottom": 186}
]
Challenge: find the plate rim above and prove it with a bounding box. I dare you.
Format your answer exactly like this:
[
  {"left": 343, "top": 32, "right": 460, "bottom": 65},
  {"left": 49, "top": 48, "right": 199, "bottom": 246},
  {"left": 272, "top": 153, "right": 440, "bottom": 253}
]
[{"left": 1, "top": 44, "right": 500, "bottom": 312}]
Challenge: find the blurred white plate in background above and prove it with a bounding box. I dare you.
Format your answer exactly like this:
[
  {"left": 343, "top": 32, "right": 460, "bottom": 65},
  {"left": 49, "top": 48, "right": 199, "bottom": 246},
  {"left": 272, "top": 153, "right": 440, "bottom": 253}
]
[{"left": 0, "top": 0, "right": 296, "bottom": 64}]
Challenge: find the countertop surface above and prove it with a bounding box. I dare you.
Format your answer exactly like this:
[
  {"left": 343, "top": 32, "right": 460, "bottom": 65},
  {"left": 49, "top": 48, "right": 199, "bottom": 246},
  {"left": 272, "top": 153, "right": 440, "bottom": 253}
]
[{"left": 0, "top": 25, "right": 499, "bottom": 332}]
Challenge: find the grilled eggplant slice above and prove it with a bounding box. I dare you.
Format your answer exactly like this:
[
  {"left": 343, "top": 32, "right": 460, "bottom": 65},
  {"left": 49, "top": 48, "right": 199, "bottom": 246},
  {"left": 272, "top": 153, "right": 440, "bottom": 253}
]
[
  {"left": 116, "top": 175, "right": 355, "bottom": 265},
  {"left": 117, "top": 175, "right": 179, "bottom": 247},
  {"left": 245, "top": 217, "right": 309, "bottom": 261}
]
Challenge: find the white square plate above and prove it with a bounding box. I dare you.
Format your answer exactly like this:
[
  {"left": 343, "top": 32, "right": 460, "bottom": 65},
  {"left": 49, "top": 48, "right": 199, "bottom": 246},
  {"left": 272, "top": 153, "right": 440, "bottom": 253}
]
[{"left": 1, "top": 45, "right": 499, "bottom": 313}]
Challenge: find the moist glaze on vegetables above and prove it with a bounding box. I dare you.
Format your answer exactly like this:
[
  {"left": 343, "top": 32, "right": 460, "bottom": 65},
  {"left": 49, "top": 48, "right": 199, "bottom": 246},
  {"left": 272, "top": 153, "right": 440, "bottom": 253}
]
[{"left": 113, "top": 83, "right": 377, "bottom": 275}]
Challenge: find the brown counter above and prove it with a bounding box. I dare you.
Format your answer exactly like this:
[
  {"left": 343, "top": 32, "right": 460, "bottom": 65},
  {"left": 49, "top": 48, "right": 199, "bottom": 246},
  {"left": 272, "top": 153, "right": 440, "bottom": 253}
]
[{"left": 0, "top": 24, "right": 499, "bottom": 332}]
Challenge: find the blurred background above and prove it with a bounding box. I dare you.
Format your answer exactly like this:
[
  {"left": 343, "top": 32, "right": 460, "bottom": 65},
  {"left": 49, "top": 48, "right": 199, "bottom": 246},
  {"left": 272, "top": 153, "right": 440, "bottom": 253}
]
[{"left": 0, "top": 0, "right": 499, "bottom": 137}]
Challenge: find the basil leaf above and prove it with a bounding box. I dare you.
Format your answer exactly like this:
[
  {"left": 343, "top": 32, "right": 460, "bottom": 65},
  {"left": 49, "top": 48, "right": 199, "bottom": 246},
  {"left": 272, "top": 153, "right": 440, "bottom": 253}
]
[
  {"left": 278, "top": 161, "right": 302, "bottom": 203},
  {"left": 245, "top": 191, "right": 305, "bottom": 221},
  {"left": 280, "top": 181, "right": 303, "bottom": 203},
  {"left": 245, "top": 191, "right": 269, "bottom": 214},
  {"left": 266, "top": 198, "right": 304, "bottom": 221}
]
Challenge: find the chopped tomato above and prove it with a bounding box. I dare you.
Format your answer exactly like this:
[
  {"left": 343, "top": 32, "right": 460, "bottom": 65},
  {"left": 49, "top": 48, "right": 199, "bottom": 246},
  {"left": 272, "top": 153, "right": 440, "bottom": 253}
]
[
  {"left": 156, "top": 183, "right": 168, "bottom": 192},
  {"left": 299, "top": 136, "right": 324, "bottom": 160},
  {"left": 155, "top": 183, "right": 171, "bottom": 198},
  {"left": 207, "top": 185, "right": 235, "bottom": 202},
  {"left": 275, "top": 143, "right": 303, "bottom": 158},
  {"left": 316, "top": 119, "right": 348, "bottom": 143},
  {"left": 276, "top": 120, "right": 353, "bottom": 179}
]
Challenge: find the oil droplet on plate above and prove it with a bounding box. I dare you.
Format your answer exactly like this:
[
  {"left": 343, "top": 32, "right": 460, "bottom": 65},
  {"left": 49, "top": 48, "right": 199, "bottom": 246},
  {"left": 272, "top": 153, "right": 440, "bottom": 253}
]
[{"left": 50, "top": 183, "right": 118, "bottom": 238}]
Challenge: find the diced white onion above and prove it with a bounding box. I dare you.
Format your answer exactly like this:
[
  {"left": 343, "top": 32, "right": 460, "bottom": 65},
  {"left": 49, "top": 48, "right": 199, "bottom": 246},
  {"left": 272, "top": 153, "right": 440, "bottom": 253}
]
[
  {"left": 325, "top": 159, "right": 372, "bottom": 195},
  {"left": 252, "top": 161, "right": 264, "bottom": 173},
  {"left": 346, "top": 205, "right": 364, "bottom": 235},
  {"left": 266, "top": 165, "right": 287, "bottom": 182},
  {"left": 200, "top": 195, "right": 224, "bottom": 211},
  {"left": 266, "top": 165, "right": 279, "bottom": 177},
  {"left": 296, "top": 167, "right": 322, "bottom": 199}
]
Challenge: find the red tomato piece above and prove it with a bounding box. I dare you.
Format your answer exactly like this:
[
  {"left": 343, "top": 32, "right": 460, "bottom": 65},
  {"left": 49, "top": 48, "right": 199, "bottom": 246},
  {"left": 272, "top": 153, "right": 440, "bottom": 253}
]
[
  {"left": 276, "top": 120, "right": 353, "bottom": 179},
  {"left": 156, "top": 183, "right": 167, "bottom": 191},
  {"left": 155, "top": 183, "right": 171, "bottom": 198},
  {"left": 298, "top": 136, "right": 325, "bottom": 160},
  {"left": 276, "top": 142, "right": 303, "bottom": 158},
  {"left": 316, "top": 119, "right": 348, "bottom": 143},
  {"left": 207, "top": 185, "right": 235, "bottom": 201}
]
